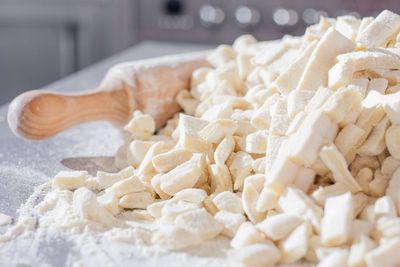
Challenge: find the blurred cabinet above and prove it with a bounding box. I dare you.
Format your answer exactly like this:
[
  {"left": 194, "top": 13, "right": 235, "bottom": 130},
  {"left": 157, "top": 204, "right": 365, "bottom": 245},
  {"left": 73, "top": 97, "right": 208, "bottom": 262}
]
[{"left": 0, "top": 0, "right": 138, "bottom": 105}]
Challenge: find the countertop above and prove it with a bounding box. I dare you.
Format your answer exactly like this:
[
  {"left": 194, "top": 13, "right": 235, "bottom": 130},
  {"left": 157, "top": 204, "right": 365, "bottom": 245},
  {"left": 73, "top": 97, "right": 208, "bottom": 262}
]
[{"left": 0, "top": 41, "right": 218, "bottom": 267}]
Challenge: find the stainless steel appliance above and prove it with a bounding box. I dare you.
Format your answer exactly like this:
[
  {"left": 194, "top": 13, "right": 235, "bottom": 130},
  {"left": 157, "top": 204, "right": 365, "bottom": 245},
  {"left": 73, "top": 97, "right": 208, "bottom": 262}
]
[{"left": 138, "top": 0, "right": 400, "bottom": 44}]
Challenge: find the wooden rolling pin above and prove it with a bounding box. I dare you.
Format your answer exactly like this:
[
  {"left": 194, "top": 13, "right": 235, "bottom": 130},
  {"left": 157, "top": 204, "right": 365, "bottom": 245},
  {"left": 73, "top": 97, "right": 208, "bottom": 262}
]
[{"left": 7, "top": 51, "right": 209, "bottom": 140}]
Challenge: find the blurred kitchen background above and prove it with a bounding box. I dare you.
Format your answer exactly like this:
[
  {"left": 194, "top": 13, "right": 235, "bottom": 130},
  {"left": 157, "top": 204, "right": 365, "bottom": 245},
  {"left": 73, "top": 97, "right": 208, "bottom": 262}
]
[{"left": 0, "top": 0, "right": 399, "bottom": 105}]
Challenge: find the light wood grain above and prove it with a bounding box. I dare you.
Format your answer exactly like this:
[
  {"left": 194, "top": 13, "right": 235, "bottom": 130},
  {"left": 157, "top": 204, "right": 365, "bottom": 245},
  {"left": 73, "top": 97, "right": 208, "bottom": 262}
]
[{"left": 8, "top": 51, "right": 208, "bottom": 140}]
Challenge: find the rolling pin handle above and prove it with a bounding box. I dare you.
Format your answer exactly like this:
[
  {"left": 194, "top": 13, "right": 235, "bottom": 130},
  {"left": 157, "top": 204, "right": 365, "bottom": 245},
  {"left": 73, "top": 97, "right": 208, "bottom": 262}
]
[{"left": 7, "top": 87, "right": 132, "bottom": 140}]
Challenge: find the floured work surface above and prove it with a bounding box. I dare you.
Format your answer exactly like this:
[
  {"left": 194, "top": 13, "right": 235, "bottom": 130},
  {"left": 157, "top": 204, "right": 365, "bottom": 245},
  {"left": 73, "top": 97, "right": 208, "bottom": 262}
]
[
  {"left": 3, "top": 11, "right": 400, "bottom": 267},
  {"left": 0, "top": 42, "right": 216, "bottom": 267}
]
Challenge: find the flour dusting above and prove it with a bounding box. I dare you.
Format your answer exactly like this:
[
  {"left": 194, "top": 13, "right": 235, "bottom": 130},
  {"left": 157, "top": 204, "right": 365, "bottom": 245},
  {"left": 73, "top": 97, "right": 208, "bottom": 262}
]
[{"left": 0, "top": 181, "right": 230, "bottom": 267}]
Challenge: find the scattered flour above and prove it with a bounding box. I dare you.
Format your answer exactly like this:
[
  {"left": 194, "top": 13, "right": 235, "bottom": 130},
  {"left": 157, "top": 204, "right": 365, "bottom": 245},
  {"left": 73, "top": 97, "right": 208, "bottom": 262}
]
[
  {"left": 0, "top": 214, "right": 11, "bottom": 226},
  {"left": 0, "top": 182, "right": 231, "bottom": 267}
]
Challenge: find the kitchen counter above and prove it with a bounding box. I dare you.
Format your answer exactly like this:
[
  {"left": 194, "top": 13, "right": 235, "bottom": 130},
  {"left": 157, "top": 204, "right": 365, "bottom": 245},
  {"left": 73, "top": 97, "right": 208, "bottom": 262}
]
[{"left": 0, "top": 41, "right": 217, "bottom": 267}]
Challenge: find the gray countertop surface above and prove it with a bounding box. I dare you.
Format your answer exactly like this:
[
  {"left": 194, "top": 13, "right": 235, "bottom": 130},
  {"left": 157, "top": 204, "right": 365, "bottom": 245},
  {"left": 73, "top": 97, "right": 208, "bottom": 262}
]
[{"left": 0, "top": 41, "right": 214, "bottom": 266}]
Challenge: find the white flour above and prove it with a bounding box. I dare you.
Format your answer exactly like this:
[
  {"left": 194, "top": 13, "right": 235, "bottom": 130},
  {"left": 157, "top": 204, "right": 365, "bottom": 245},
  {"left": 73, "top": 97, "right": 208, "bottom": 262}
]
[{"left": 0, "top": 181, "right": 231, "bottom": 267}]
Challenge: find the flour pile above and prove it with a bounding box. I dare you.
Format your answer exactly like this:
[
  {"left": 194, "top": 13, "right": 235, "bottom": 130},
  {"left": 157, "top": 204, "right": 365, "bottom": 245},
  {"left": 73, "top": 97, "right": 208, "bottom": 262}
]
[{"left": 3, "top": 10, "right": 400, "bottom": 267}]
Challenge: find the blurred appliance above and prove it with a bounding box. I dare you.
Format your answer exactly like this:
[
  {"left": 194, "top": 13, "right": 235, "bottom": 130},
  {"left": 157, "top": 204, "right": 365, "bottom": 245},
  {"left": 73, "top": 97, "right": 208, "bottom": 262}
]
[
  {"left": 138, "top": 0, "right": 400, "bottom": 44},
  {"left": 0, "top": 0, "right": 137, "bottom": 105}
]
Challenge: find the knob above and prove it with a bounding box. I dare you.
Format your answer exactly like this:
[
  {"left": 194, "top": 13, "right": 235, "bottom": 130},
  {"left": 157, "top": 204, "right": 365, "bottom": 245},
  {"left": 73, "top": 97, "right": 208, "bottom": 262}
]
[
  {"left": 273, "top": 8, "right": 299, "bottom": 27},
  {"left": 199, "top": 5, "right": 225, "bottom": 28},
  {"left": 235, "top": 6, "right": 261, "bottom": 29},
  {"left": 302, "top": 8, "right": 328, "bottom": 25},
  {"left": 163, "top": 0, "right": 184, "bottom": 16}
]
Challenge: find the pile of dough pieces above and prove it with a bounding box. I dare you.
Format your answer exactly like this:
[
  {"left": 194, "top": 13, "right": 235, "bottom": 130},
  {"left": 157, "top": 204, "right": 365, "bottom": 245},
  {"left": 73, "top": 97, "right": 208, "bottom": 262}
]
[{"left": 53, "top": 10, "right": 400, "bottom": 267}]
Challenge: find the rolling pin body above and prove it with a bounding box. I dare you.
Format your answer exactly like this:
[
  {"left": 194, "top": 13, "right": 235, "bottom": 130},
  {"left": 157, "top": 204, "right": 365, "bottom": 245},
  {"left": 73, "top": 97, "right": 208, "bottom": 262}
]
[{"left": 7, "top": 51, "right": 208, "bottom": 140}]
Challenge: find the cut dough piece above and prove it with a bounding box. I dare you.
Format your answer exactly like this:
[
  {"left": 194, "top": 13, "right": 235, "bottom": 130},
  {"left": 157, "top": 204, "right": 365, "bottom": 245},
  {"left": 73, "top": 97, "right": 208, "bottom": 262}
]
[
  {"left": 252, "top": 41, "right": 288, "bottom": 66},
  {"left": 267, "top": 48, "right": 299, "bottom": 75},
  {"left": 152, "top": 148, "right": 193, "bottom": 173},
  {"left": 233, "top": 34, "right": 257, "bottom": 53},
  {"left": 287, "top": 90, "right": 315, "bottom": 119},
  {"left": 176, "top": 113, "right": 208, "bottom": 138},
  {"left": 231, "top": 222, "right": 267, "bottom": 249},
  {"left": 386, "top": 168, "right": 400, "bottom": 214},
  {"left": 374, "top": 195, "right": 397, "bottom": 219},
  {"left": 137, "top": 140, "right": 176, "bottom": 177},
  {"left": 124, "top": 110, "right": 156, "bottom": 139},
  {"left": 273, "top": 40, "right": 317, "bottom": 95},
  {"left": 256, "top": 213, "right": 303, "bottom": 241},
  {"left": 278, "top": 187, "right": 323, "bottom": 233},
  {"left": 265, "top": 135, "right": 287, "bottom": 173},
  {"left": 321, "top": 192, "right": 353, "bottom": 246},
  {"left": 381, "top": 156, "right": 400, "bottom": 176},
  {"left": 160, "top": 200, "right": 199, "bottom": 222},
  {"left": 329, "top": 50, "right": 400, "bottom": 90},
  {"left": 201, "top": 103, "right": 233, "bottom": 122},
  {"left": 286, "top": 111, "right": 307, "bottom": 136},
  {"left": 176, "top": 90, "right": 199, "bottom": 116},
  {"left": 347, "top": 77, "right": 369, "bottom": 97},
  {"left": 97, "top": 191, "right": 120, "bottom": 215},
  {"left": 296, "top": 28, "right": 355, "bottom": 91},
  {"left": 365, "top": 238, "right": 400, "bottom": 267},
  {"left": 212, "top": 191, "right": 244, "bottom": 214},
  {"left": 208, "top": 164, "right": 233, "bottom": 193},
  {"left": 236, "top": 54, "right": 253, "bottom": 80},
  {"left": 119, "top": 192, "right": 154, "bottom": 209},
  {"left": 357, "top": 17, "right": 374, "bottom": 38},
  {"left": 206, "top": 45, "right": 236, "bottom": 68},
  {"left": 350, "top": 220, "right": 374, "bottom": 242},
  {"left": 356, "top": 10, "right": 400, "bottom": 48},
  {"left": 106, "top": 175, "right": 145, "bottom": 197},
  {"left": 292, "top": 166, "right": 316, "bottom": 193},
  {"left": 357, "top": 116, "right": 390, "bottom": 156},
  {"left": 334, "top": 123, "right": 365, "bottom": 162},
  {"left": 73, "top": 187, "right": 117, "bottom": 227},
  {"left": 386, "top": 124, "right": 400, "bottom": 160},
  {"left": 242, "top": 183, "right": 267, "bottom": 223},
  {"left": 305, "top": 87, "right": 333, "bottom": 114},
  {"left": 198, "top": 119, "right": 238, "bottom": 144},
  {"left": 269, "top": 114, "right": 290, "bottom": 137},
  {"left": 288, "top": 111, "right": 338, "bottom": 166},
  {"left": 320, "top": 144, "right": 362, "bottom": 192},
  {"left": 53, "top": 170, "right": 88, "bottom": 190},
  {"left": 279, "top": 223, "right": 310, "bottom": 263},
  {"left": 251, "top": 93, "right": 280, "bottom": 130},
  {"left": 234, "top": 243, "right": 280, "bottom": 267},
  {"left": 381, "top": 91, "right": 400, "bottom": 125},
  {"left": 244, "top": 131, "right": 268, "bottom": 154},
  {"left": 335, "top": 15, "right": 361, "bottom": 41},
  {"left": 214, "top": 211, "right": 245, "bottom": 237},
  {"left": 159, "top": 154, "right": 204, "bottom": 195},
  {"left": 214, "top": 135, "right": 235, "bottom": 166},
  {"left": 230, "top": 151, "right": 253, "bottom": 191},
  {"left": 0, "top": 213, "right": 12, "bottom": 226},
  {"left": 173, "top": 188, "right": 207, "bottom": 204},
  {"left": 311, "top": 182, "right": 350, "bottom": 207},
  {"left": 126, "top": 140, "right": 155, "bottom": 168},
  {"left": 367, "top": 78, "right": 388, "bottom": 94},
  {"left": 317, "top": 250, "right": 349, "bottom": 267},
  {"left": 256, "top": 186, "right": 279, "bottom": 212},
  {"left": 97, "top": 166, "right": 134, "bottom": 190},
  {"left": 321, "top": 87, "right": 362, "bottom": 126},
  {"left": 264, "top": 154, "right": 300, "bottom": 195},
  {"left": 175, "top": 208, "right": 223, "bottom": 241}
]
